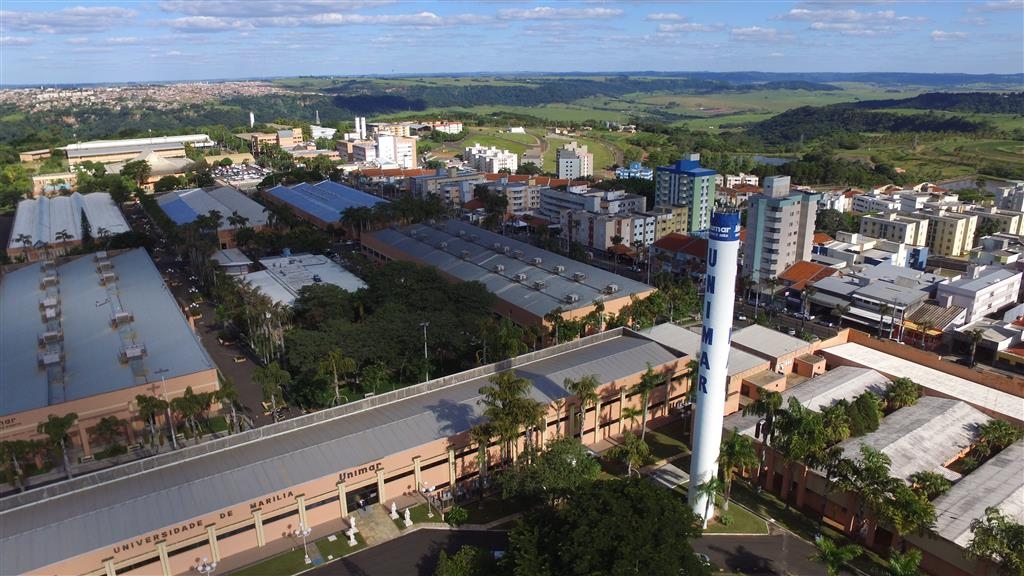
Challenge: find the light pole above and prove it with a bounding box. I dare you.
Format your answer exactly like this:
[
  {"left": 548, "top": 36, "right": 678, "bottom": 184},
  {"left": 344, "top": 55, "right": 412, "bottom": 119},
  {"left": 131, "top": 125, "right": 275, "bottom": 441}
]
[
  {"left": 420, "top": 483, "right": 436, "bottom": 518},
  {"left": 154, "top": 368, "right": 178, "bottom": 450},
  {"left": 293, "top": 522, "right": 312, "bottom": 564},
  {"left": 420, "top": 321, "right": 430, "bottom": 382},
  {"left": 194, "top": 557, "right": 217, "bottom": 575}
]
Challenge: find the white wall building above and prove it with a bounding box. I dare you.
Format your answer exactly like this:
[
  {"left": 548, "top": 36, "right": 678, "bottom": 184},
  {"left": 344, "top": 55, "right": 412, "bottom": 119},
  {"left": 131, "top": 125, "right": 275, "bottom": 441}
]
[
  {"left": 464, "top": 143, "right": 518, "bottom": 174},
  {"left": 715, "top": 173, "right": 759, "bottom": 188},
  {"left": 852, "top": 191, "right": 902, "bottom": 214},
  {"left": 556, "top": 141, "right": 593, "bottom": 179},
  {"left": 936, "top": 267, "right": 1023, "bottom": 324}
]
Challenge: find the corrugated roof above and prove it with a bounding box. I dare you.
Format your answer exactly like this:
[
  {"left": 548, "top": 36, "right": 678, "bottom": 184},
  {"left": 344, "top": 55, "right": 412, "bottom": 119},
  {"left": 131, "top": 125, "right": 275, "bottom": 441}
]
[
  {"left": 366, "top": 220, "right": 652, "bottom": 317},
  {"left": 156, "top": 187, "right": 267, "bottom": 230},
  {"left": 8, "top": 193, "right": 130, "bottom": 250},
  {"left": 0, "top": 330, "right": 680, "bottom": 574},
  {"left": 929, "top": 440, "right": 1024, "bottom": 548},
  {"left": 264, "top": 180, "right": 385, "bottom": 224},
  {"left": 0, "top": 249, "right": 215, "bottom": 416},
  {"left": 640, "top": 323, "right": 766, "bottom": 376},
  {"left": 839, "top": 397, "right": 988, "bottom": 481},
  {"left": 731, "top": 324, "right": 811, "bottom": 359},
  {"left": 820, "top": 342, "right": 1024, "bottom": 423}
]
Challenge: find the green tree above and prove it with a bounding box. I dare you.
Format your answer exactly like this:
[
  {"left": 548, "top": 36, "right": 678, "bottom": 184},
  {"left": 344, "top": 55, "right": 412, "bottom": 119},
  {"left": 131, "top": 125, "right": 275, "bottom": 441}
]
[
  {"left": 119, "top": 159, "right": 151, "bottom": 188},
  {"left": 0, "top": 439, "right": 38, "bottom": 491},
  {"left": 94, "top": 415, "right": 128, "bottom": 450},
  {"left": 217, "top": 375, "right": 243, "bottom": 433},
  {"left": 254, "top": 362, "right": 290, "bottom": 422},
  {"left": 632, "top": 364, "right": 661, "bottom": 442},
  {"left": 434, "top": 545, "right": 497, "bottom": 576},
  {"left": 695, "top": 475, "right": 724, "bottom": 528},
  {"left": 837, "top": 445, "right": 899, "bottom": 541},
  {"left": 809, "top": 536, "right": 862, "bottom": 576},
  {"left": 885, "top": 377, "right": 921, "bottom": 411},
  {"left": 607, "top": 431, "right": 652, "bottom": 478},
  {"left": 564, "top": 374, "right": 599, "bottom": 444},
  {"left": 846, "top": 391, "right": 883, "bottom": 437},
  {"left": 445, "top": 505, "right": 469, "bottom": 528},
  {"left": 135, "top": 394, "right": 168, "bottom": 449},
  {"left": 887, "top": 548, "right": 923, "bottom": 576},
  {"left": 967, "top": 328, "right": 985, "bottom": 367},
  {"left": 967, "top": 506, "right": 1024, "bottom": 576},
  {"left": 742, "top": 389, "right": 783, "bottom": 489},
  {"left": 908, "top": 470, "right": 952, "bottom": 500},
  {"left": 977, "top": 420, "right": 1024, "bottom": 457},
  {"left": 478, "top": 371, "right": 546, "bottom": 463},
  {"left": 500, "top": 436, "right": 600, "bottom": 504},
  {"left": 883, "top": 483, "right": 937, "bottom": 552},
  {"left": 37, "top": 413, "right": 78, "bottom": 480},
  {"left": 719, "top": 428, "right": 757, "bottom": 511}
]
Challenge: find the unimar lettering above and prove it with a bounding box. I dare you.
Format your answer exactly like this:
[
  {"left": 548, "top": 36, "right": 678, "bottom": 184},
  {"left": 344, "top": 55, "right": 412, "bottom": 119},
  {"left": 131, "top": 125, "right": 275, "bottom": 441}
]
[
  {"left": 112, "top": 520, "right": 204, "bottom": 554},
  {"left": 338, "top": 461, "right": 383, "bottom": 482}
]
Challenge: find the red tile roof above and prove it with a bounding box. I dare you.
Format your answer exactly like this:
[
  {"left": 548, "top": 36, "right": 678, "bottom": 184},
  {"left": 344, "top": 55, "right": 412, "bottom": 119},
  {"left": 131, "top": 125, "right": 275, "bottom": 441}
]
[
  {"left": 779, "top": 260, "right": 838, "bottom": 290},
  {"left": 357, "top": 168, "right": 434, "bottom": 178},
  {"left": 813, "top": 232, "right": 834, "bottom": 245},
  {"left": 462, "top": 198, "right": 485, "bottom": 210},
  {"left": 652, "top": 233, "right": 708, "bottom": 259}
]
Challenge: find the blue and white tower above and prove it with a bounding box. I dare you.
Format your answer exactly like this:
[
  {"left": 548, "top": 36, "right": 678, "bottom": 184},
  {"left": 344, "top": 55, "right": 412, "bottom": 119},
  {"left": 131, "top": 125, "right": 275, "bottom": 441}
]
[{"left": 688, "top": 210, "right": 741, "bottom": 527}]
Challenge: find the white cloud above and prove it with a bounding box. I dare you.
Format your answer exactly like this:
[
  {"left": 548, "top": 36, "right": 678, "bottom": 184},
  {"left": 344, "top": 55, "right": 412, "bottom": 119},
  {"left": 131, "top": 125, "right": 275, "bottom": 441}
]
[
  {"left": 968, "top": 0, "right": 1023, "bottom": 12},
  {"left": 166, "top": 11, "right": 488, "bottom": 32},
  {"left": 782, "top": 8, "right": 923, "bottom": 23},
  {"left": 960, "top": 16, "right": 989, "bottom": 26},
  {"left": 0, "top": 36, "right": 34, "bottom": 46},
  {"left": 496, "top": 6, "right": 623, "bottom": 20},
  {"left": 646, "top": 13, "right": 684, "bottom": 21},
  {"left": 932, "top": 30, "right": 968, "bottom": 41},
  {"left": 65, "top": 37, "right": 90, "bottom": 45},
  {"left": 769, "top": 52, "right": 785, "bottom": 57},
  {"left": 106, "top": 37, "right": 140, "bottom": 45},
  {"left": 158, "top": 0, "right": 394, "bottom": 17},
  {"left": 730, "top": 26, "right": 795, "bottom": 43},
  {"left": 0, "top": 6, "right": 137, "bottom": 34},
  {"left": 659, "top": 22, "right": 723, "bottom": 33}
]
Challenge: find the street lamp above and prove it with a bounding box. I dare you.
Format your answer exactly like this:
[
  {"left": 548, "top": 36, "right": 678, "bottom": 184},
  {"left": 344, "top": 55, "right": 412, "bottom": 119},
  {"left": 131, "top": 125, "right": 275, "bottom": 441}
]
[
  {"left": 194, "top": 557, "right": 217, "bottom": 575},
  {"left": 420, "top": 483, "right": 436, "bottom": 518},
  {"left": 419, "top": 321, "right": 430, "bottom": 382},
  {"left": 154, "top": 368, "right": 178, "bottom": 450},
  {"left": 293, "top": 522, "right": 312, "bottom": 564}
]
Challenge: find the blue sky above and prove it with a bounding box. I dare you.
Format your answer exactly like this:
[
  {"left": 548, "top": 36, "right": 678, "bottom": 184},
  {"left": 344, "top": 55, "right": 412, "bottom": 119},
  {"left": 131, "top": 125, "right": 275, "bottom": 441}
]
[{"left": 1, "top": 1, "right": 1022, "bottom": 85}]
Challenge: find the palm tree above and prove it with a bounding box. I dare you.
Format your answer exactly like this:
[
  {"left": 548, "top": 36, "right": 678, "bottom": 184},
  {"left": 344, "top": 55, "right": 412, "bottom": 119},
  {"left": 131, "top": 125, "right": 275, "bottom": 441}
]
[
  {"left": 908, "top": 470, "right": 952, "bottom": 500},
  {"left": 217, "top": 375, "right": 242, "bottom": 433},
  {"left": 564, "top": 374, "right": 599, "bottom": 444},
  {"left": 977, "top": 419, "right": 1024, "bottom": 455},
  {"left": 885, "top": 378, "right": 921, "bottom": 411},
  {"left": 620, "top": 406, "right": 642, "bottom": 432},
  {"left": 0, "top": 439, "right": 37, "bottom": 492},
  {"left": 886, "top": 548, "right": 923, "bottom": 576},
  {"left": 94, "top": 415, "right": 127, "bottom": 451},
  {"left": 915, "top": 320, "right": 934, "bottom": 349},
  {"left": 631, "top": 365, "right": 661, "bottom": 441},
  {"left": 837, "top": 445, "right": 899, "bottom": 541},
  {"left": 135, "top": 394, "right": 167, "bottom": 449},
  {"left": 773, "top": 397, "right": 829, "bottom": 509},
  {"left": 469, "top": 422, "right": 494, "bottom": 485},
  {"left": 966, "top": 328, "right": 985, "bottom": 367},
  {"left": 696, "top": 476, "right": 724, "bottom": 528},
  {"left": 478, "top": 371, "right": 545, "bottom": 463},
  {"left": 878, "top": 303, "right": 891, "bottom": 338},
  {"left": 607, "top": 431, "right": 650, "bottom": 478},
  {"left": 742, "top": 389, "right": 783, "bottom": 490},
  {"left": 719, "top": 429, "right": 757, "bottom": 511},
  {"left": 831, "top": 303, "right": 850, "bottom": 326},
  {"left": 318, "top": 348, "right": 356, "bottom": 406},
  {"left": 254, "top": 362, "right": 290, "bottom": 423},
  {"left": 37, "top": 413, "right": 78, "bottom": 480},
  {"left": 809, "top": 535, "right": 862, "bottom": 576}
]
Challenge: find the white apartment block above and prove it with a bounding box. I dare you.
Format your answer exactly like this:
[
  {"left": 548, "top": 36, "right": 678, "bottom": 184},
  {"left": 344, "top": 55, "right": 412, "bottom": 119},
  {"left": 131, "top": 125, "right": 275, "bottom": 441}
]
[
  {"left": 966, "top": 206, "right": 1024, "bottom": 236},
  {"left": 715, "top": 173, "right": 760, "bottom": 188},
  {"left": 859, "top": 213, "right": 929, "bottom": 246},
  {"left": 556, "top": 141, "right": 593, "bottom": 179},
  {"left": 936, "top": 267, "right": 1023, "bottom": 324},
  {"left": 374, "top": 134, "right": 417, "bottom": 169},
  {"left": 851, "top": 191, "right": 902, "bottom": 214},
  {"left": 350, "top": 140, "right": 377, "bottom": 163},
  {"left": 819, "top": 191, "right": 852, "bottom": 213},
  {"left": 995, "top": 182, "right": 1024, "bottom": 212},
  {"left": 539, "top": 184, "right": 646, "bottom": 226},
  {"left": 484, "top": 178, "right": 542, "bottom": 215},
  {"left": 431, "top": 121, "right": 463, "bottom": 134},
  {"left": 464, "top": 143, "right": 518, "bottom": 174}
]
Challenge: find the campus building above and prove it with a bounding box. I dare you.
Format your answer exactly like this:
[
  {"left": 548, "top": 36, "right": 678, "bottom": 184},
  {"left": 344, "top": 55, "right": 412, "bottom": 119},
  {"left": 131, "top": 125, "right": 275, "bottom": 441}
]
[
  {"left": 62, "top": 135, "right": 214, "bottom": 167},
  {"left": 0, "top": 248, "right": 218, "bottom": 459},
  {"left": 157, "top": 187, "right": 269, "bottom": 249},
  {"left": 654, "top": 154, "right": 717, "bottom": 233},
  {"left": 361, "top": 219, "right": 654, "bottom": 330},
  {"left": 262, "top": 180, "right": 386, "bottom": 229},
  {"left": 7, "top": 192, "right": 130, "bottom": 262}
]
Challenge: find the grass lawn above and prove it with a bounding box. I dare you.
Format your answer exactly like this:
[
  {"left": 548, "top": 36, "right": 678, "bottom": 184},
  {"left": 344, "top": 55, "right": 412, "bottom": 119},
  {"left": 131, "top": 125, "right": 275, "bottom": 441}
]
[
  {"left": 315, "top": 532, "right": 365, "bottom": 560},
  {"left": 461, "top": 497, "right": 524, "bottom": 525},
  {"left": 231, "top": 548, "right": 308, "bottom": 576},
  {"left": 674, "top": 485, "right": 768, "bottom": 535},
  {"left": 644, "top": 425, "right": 691, "bottom": 462},
  {"left": 394, "top": 502, "right": 436, "bottom": 529}
]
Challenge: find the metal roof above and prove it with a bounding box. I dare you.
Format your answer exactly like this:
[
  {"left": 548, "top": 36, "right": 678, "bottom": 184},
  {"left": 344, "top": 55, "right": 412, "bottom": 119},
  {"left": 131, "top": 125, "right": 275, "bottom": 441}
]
[
  {"left": 156, "top": 187, "right": 267, "bottom": 230},
  {"left": 7, "top": 193, "right": 130, "bottom": 250},
  {"left": 929, "top": 439, "right": 1024, "bottom": 548},
  {"left": 723, "top": 366, "right": 890, "bottom": 438},
  {"left": 0, "top": 329, "right": 680, "bottom": 574},
  {"left": 839, "top": 397, "right": 988, "bottom": 482},
  {"left": 640, "top": 323, "right": 766, "bottom": 375},
  {"left": 0, "top": 249, "right": 215, "bottom": 416},
  {"left": 65, "top": 143, "right": 183, "bottom": 159},
  {"left": 264, "top": 180, "right": 385, "bottom": 224},
  {"left": 367, "top": 220, "right": 652, "bottom": 318},
  {"left": 821, "top": 342, "right": 1024, "bottom": 423},
  {"left": 939, "top": 268, "right": 1021, "bottom": 294},
  {"left": 246, "top": 253, "right": 367, "bottom": 306},
  {"left": 730, "top": 324, "right": 811, "bottom": 359}
]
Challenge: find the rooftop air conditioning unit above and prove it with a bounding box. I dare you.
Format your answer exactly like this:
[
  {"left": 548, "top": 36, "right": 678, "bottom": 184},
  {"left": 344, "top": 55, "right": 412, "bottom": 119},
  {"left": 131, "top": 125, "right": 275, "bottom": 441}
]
[
  {"left": 40, "top": 274, "right": 59, "bottom": 288},
  {"left": 118, "top": 344, "right": 146, "bottom": 363},
  {"left": 112, "top": 311, "right": 134, "bottom": 327},
  {"left": 494, "top": 264, "right": 505, "bottom": 273},
  {"left": 503, "top": 246, "right": 511, "bottom": 255},
  {"left": 470, "top": 234, "right": 479, "bottom": 242},
  {"left": 99, "top": 272, "right": 118, "bottom": 286},
  {"left": 460, "top": 250, "right": 471, "bottom": 259},
  {"left": 605, "top": 283, "right": 619, "bottom": 294},
  {"left": 438, "top": 241, "right": 448, "bottom": 250},
  {"left": 565, "top": 293, "right": 580, "bottom": 304},
  {"left": 531, "top": 257, "right": 543, "bottom": 266},
  {"left": 572, "top": 272, "right": 587, "bottom": 282},
  {"left": 533, "top": 280, "right": 547, "bottom": 290},
  {"left": 554, "top": 265, "right": 566, "bottom": 274},
  {"left": 513, "top": 250, "right": 524, "bottom": 259},
  {"left": 458, "top": 230, "right": 466, "bottom": 238},
  {"left": 513, "top": 273, "right": 528, "bottom": 282},
  {"left": 96, "top": 261, "right": 113, "bottom": 273},
  {"left": 493, "top": 242, "right": 503, "bottom": 251},
  {"left": 93, "top": 251, "right": 108, "bottom": 262}
]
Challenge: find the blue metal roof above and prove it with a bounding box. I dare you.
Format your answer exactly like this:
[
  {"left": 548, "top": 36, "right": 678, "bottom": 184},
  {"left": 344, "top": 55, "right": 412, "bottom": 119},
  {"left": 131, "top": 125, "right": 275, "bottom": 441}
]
[
  {"left": 265, "top": 180, "right": 386, "bottom": 224},
  {"left": 157, "top": 197, "right": 198, "bottom": 225}
]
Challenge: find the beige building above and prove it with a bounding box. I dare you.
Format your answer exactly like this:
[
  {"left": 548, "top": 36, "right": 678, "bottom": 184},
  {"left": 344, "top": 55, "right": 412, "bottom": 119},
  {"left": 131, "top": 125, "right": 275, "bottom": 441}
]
[
  {"left": 19, "top": 148, "right": 52, "bottom": 162},
  {"left": 31, "top": 171, "right": 78, "bottom": 197},
  {"left": 742, "top": 176, "right": 820, "bottom": 283},
  {"left": 859, "top": 212, "right": 929, "bottom": 246},
  {"left": 966, "top": 206, "right": 1024, "bottom": 236},
  {"left": 923, "top": 209, "right": 978, "bottom": 257},
  {"left": 649, "top": 205, "right": 689, "bottom": 240},
  {"left": 63, "top": 135, "right": 212, "bottom": 167}
]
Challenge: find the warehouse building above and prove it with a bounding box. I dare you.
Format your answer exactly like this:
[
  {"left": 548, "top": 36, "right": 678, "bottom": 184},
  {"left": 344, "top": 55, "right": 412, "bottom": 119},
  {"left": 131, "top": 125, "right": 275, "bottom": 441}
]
[
  {"left": 262, "top": 180, "right": 386, "bottom": 228},
  {"left": 6, "top": 192, "right": 130, "bottom": 262},
  {"left": 156, "top": 186, "right": 268, "bottom": 249}
]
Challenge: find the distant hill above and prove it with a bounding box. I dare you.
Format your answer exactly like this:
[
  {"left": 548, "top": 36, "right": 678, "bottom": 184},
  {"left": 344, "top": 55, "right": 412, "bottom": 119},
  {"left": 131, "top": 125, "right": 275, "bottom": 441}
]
[{"left": 845, "top": 91, "right": 1024, "bottom": 114}]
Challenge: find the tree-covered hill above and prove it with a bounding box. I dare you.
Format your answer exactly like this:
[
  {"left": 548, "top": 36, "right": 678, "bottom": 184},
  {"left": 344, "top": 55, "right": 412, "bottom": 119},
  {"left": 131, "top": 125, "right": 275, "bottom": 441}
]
[{"left": 846, "top": 91, "right": 1024, "bottom": 114}]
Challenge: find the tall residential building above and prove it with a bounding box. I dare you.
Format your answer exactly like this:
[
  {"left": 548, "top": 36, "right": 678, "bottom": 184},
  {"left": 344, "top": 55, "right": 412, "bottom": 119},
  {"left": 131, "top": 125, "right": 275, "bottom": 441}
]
[
  {"left": 742, "top": 176, "right": 820, "bottom": 283},
  {"left": 377, "top": 134, "right": 417, "bottom": 169},
  {"left": 966, "top": 206, "right": 1024, "bottom": 236},
  {"left": 654, "top": 154, "right": 717, "bottom": 233},
  {"left": 923, "top": 209, "right": 978, "bottom": 257},
  {"left": 464, "top": 143, "right": 518, "bottom": 174},
  {"left": 556, "top": 141, "right": 593, "bottom": 179},
  {"left": 859, "top": 212, "right": 929, "bottom": 246}
]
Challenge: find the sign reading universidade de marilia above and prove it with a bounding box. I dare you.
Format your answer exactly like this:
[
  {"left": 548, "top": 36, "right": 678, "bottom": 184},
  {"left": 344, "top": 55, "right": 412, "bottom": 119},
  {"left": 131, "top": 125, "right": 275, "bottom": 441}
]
[{"left": 687, "top": 210, "right": 740, "bottom": 527}]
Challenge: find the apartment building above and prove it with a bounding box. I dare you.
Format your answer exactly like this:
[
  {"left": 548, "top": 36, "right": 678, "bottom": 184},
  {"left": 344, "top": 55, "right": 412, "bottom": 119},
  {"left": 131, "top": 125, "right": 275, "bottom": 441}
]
[
  {"left": 851, "top": 191, "right": 901, "bottom": 214},
  {"left": 859, "top": 212, "right": 929, "bottom": 246},
  {"left": 464, "top": 143, "right": 518, "bottom": 174},
  {"left": 814, "top": 230, "right": 929, "bottom": 270},
  {"left": 742, "top": 176, "right": 820, "bottom": 284},
  {"left": 647, "top": 205, "right": 689, "bottom": 241},
  {"left": 377, "top": 134, "right": 417, "bottom": 169},
  {"left": 276, "top": 129, "right": 302, "bottom": 149},
  {"left": 995, "top": 182, "right": 1024, "bottom": 212},
  {"left": 936, "top": 267, "right": 1023, "bottom": 324},
  {"left": 715, "top": 172, "right": 759, "bottom": 188},
  {"left": 614, "top": 162, "right": 654, "bottom": 180},
  {"left": 556, "top": 141, "right": 593, "bottom": 179},
  {"left": 654, "top": 154, "right": 717, "bottom": 233},
  {"left": 409, "top": 168, "right": 486, "bottom": 205},
  {"left": 483, "top": 177, "right": 542, "bottom": 215},
  {"left": 538, "top": 184, "right": 646, "bottom": 226},
  {"left": 564, "top": 210, "right": 634, "bottom": 251},
  {"left": 923, "top": 209, "right": 978, "bottom": 257},
  {"left": 966, "top": 206, "right": 1024, "bottom": 236}
]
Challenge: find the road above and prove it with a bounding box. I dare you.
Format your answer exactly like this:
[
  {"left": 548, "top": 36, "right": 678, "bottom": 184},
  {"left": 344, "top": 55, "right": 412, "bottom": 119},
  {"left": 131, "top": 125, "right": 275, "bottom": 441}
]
[{"left": 302, "top": 528, "right": 823, "bottom": 576}]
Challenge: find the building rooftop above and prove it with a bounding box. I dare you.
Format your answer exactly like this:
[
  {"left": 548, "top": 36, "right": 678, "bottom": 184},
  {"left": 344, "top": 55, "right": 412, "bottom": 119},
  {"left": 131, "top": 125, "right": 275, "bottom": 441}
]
[
  {"left": 0, "top": 329, "right": 680, "bottom": 575},
  {"left": 723, "top": 366, "right": 891, "bottom": 438},
  {"left": 839, "top": 397, "right": 988, "bottom": 482},
  {"left": 245, "top": 253, "right": 366, "bottom": 306},
  {"left": 65, "top": 143, "right": 184, "bottom": 160},
  {"left": 940, "top": 268, "right": 1021, "bottom": 294},
  {"left": 0, "top": 249, "right": 215, "bottom": 417},
  {"left": 8, "top": 192, "right": 130, "bottom": 250},
  {"left": 930, "top": 440, "right": 1024, "bottom": 548},
  {"left": 367, "top": 220, "right": 652, "bottom": 318},
  {"left": 730, "top": 324, "right": 811, "bottom": 360},
  {"left": 156, "top": 186, "right": 268, "bottom": 230},
  {"left": 780, "top": 260, "right": 839, "bottom": 290},
  {"left": 264, "top": 180, "right": 385, "bottom": 224},
  {"left": 62, "top": 134, "right": 213, "bottom": 152},
  {"left": 820, "top": 342, "right": 1024, "bottom": 423},
  {"left": 640, "top": 323, "right": 766, "bottom": 375}
]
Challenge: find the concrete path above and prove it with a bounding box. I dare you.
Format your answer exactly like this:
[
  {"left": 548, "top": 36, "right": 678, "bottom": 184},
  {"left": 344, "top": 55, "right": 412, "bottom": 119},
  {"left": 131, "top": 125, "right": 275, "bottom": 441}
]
[{"left": 353, "top": 504, "right": 403, "bottom": 547}]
